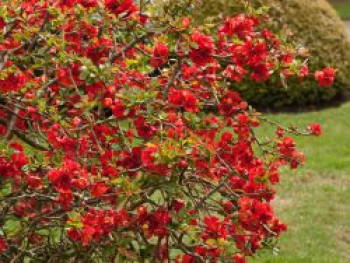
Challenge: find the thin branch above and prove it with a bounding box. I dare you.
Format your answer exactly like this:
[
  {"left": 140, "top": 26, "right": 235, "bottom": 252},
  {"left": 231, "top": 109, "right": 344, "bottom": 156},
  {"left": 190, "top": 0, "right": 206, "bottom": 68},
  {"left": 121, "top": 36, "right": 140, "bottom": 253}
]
[
  {"left": 109, "top": 33, "right": 150, "bottom": 63},
  {"left": 4, "top": 106, "right": 20, "bottom": 140},
  {"left": 0, "top": 117, "right": 50, "bottom": 151},
  {"left": 162, "top": 59, "right": 182, "bottom": 100}
]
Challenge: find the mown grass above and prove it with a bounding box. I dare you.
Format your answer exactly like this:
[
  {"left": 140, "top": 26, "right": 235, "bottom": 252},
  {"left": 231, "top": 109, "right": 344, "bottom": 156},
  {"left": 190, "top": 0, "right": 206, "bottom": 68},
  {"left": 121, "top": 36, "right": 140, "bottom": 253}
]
[
  {"left": 251, "top": 102, "right": 350, "bottom": 263},
  {"left": 332, "top": 3, "right": 350, "bottom": 20}
]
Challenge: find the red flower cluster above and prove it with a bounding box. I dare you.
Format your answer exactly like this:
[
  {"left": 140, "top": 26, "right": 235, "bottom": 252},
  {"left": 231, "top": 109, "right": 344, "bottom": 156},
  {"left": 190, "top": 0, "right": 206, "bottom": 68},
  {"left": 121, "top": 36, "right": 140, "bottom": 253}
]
[
  {"left": 138, "top": 207, "right": 172, "bottom": 238},
  {"left": 277, "top": 137, "right": 305, "bottom": 169},
  {"left": 105, "top": 0, "right": 138, "bottom": 17},
  {"left": 48, "top": 159, "right": 89, "bottom": 209},
  {"left": 134, "top": 116, "right": 157, "bottom": 139},
  {"left": 0, "top": 147, "right": 27, "bottom": 179},
  {"left": 315, "top": 67, "right": 336, "bottom": 87},
  {"left": 168, "top": 88, "right": 199, "bottom": 113},
  {"left": 0, "top": 73, "right": 27, "bottom": 93},
  {"left": 151, "top": 42, "right": 169, "bottom": 68},
  {"left": 308, "top": 122, "right": 322, "bottom": 136},
  {"left": 220, "top": 14, "right": 257, "bottom": 39},
  {"left": 219, "top": 91, "right": 245, "bottom": 116},
  {"left": 0, "top": 238, "right": 7, "bottom": 253},
  {"left": 190, "top": 31, "right": 215, "bottom": 66},
  {"left": 67, "top": 209, "right": 130, "bottom": 246}
]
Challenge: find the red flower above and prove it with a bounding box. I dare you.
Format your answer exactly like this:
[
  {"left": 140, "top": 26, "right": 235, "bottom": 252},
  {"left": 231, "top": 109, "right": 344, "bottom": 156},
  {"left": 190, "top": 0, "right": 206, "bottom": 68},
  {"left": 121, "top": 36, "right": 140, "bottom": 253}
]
[
  {"left": 172, "top": 199, "right": 186, "bottom": 213},
  {"left": 58, "top": 0, "right": 80, "bottom": 8},
  {"left": 218, "top": 91, "right": 242, "bottom": 116},
  {"left": 0, "top": 73, "right": 27, "bottom": 93},
  {"left": 0, "top": 156, "right": 16, "bottom": 179},
  {"left": 0, "top": 18, "right": 6, "bottom": 30},
  {"left": 82, "top": 225, "right": 96, "bottom": 246},
  {"left": 105, "top": 0, "right": 138, "bottom": 17},
  {"left": 112, "top": 99, "right": 126, "bottom": 118},
  {"left": 139, "top": 14, "right": 148, "bottom": 25},
  {"left": 223, "top": 65, "right": 246, "bottom": 82},
  {"left": 238, "top": 197, "right": 273, "bottom": 231},
  {"left": 9, "top": 142, "right": 24, "bottom": 152},
  {"left": 233, "top": 254, "right": 246, "bottom": 263},
  {"left": 134, "top": 116, "right": 157, "bottom": 139},
  {"left": 202, "top": 216, "right": 228, "bottom": 241},
  {"left": 79, "top": 0, "right": 98, "bottom": 8},
  {"left": 151, "top": 42, "right": 169, "bottom": 68},
  {"left": 0, "top": 237, "right": 7, "bottom": 253},
  {"left": 152, "top": 209, "right": 172, "bottom": 237},
  {"left": 282, "top": 54, "right": 293, "bottom": 66},
  {"left": 56, "top": 189, "right": 74, "bottom": 211},
  {"left": 67, "top": 228, "right": 81, "bottom": 242},
  {"left": 308, "top": 122, "right": 322, "bottom": 136},
  {"left": 270, "top": 218, "right": 288, "bottom": 236},
  {"left": 299, "top": 65, "right": 309, "bottom": 78},
  {"left": 27, "top": 174, "right": 43, "bottom": 190},
  {"left": 182, "top": 17, "right": 191, "bottom": 29},
  {"left": 182, "top": 90, "right": 199, "bottom": 113},
  {"left": 277, "top": 137, "right": 295, "bottom": 156},
  {"left": 189, "top": 31, "right": 214, "bottom": 66},
  {"left": 117, "top": 147, "right": 142, "bottom": 173},
  {"left": 315, "top": 67, "right": 335, "bottom": 87},
  {"left": 141, "top": 146, "right": 157, "bottom": 167},
  {"left": 220, "top": 15, "right": 255, "bottom": 39},
  {"left": 90, "top": 182, "right": 109, "bottom": 197},
  {"left": 275, "top": 127, "right": 284, "bottom": 137},
  {"left": 48, "top": 159, "right": 82, "bottom": 191},
  {"left": 168, "top": 89, "right": 199, "bottom": 113},
  {"left": 250, "top": 63, "right": 271, "bottom": 82}
]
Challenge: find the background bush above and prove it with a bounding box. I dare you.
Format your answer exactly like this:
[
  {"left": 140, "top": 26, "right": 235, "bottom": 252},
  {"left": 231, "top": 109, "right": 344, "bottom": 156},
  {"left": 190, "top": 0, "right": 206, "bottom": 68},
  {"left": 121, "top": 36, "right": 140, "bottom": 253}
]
[{"left": 196, "top": 0, "right": 350, "bottom": 109}]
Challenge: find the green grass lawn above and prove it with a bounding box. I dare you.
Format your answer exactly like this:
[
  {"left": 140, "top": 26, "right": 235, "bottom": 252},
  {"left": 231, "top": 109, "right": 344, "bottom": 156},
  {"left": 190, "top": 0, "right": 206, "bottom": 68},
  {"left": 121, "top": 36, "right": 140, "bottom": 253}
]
[
  {"left": 332, "top": 3, "right": 350, "bottom": 20},
  {"left": 251, "top": 102, "right": 350, "bottom": 263}
]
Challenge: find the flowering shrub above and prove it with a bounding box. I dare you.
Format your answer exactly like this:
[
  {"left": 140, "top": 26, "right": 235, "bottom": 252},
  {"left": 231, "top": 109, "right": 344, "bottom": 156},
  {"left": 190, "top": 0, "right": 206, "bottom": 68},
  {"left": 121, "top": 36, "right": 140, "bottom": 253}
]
[{"left": 0, "top": 0, "right": 332, "bottom": 262}]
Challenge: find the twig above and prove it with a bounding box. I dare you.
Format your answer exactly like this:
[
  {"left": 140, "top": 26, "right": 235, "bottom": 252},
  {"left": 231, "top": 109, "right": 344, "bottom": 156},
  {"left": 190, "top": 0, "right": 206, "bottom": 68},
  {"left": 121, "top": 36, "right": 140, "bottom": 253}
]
[
  {"left": 4, "top": 106, "right": 20, "bottom": 140},
  {"left": 0, "top": 117, "right": 50, "bottom": 151},
  {"left": 162, "top": 59, "right": 182, "bottom": 100},
  {"left": 109, "top": 33, "right": 150, "bottom": 63}
]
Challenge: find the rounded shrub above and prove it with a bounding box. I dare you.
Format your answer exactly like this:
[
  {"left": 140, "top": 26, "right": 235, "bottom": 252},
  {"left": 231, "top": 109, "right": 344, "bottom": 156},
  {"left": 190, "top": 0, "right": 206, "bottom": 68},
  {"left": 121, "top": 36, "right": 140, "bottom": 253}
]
[{"left": 197, "top": 0, "right": 350, "bottom": 109}]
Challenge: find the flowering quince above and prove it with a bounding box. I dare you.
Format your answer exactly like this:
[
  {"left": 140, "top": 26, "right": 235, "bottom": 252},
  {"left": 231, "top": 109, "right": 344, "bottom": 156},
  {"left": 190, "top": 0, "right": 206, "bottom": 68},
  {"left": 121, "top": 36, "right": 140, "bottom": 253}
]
[
  {"left": 105, "top": 0, "right": 138, "bottom": 17},
  {"left": 141, "top": 146, "right": 157, "bottom": 167},
  {"left": 90, "top": 182, "right": 110, "bottom": 197},
  {"left": 220, "top": 15, "right": 256, "bottom": 39},
  {"left": 0, "top": 237, "right": 7, "bottom": 253},
  {"left": 315, "top": 67, "right": 336, "bottom": 87},
  {"left": 308, "top": 122, "right": 322, "bottom": 136},
  {"left": 233, "top": 254, "right": 247, "bottom": 263},
  {"left": 0, "top": 1, "right": 331, "bottom": 262},
  {"left": 299, "top": 64, "right": 309, "bottom": 79},
  {"left": 79, "top": 0, "right": 99, "bottom": 8},
  {"left": 169, "top": 88, "right": 199, "bottom": 112},
  {"left": 190, "top": 31, "right": 215, "bottom": 66},
  {"left": 224, "top": 65, "right": 247, "bottom": 82},
  {"left": 150, "top": 42, "right": 169, "bottom": 68},
  {"left": 0, "top": 18, "right": 6, "bottom": 30},
  {"left": 172, "top": 199, "right": 186, "bottom": 213},
  {"left": 134, "top": 116, "right": 157, "bottom": 138},
  {"left": 182, "top": 17, "right": 191, "bottom": 29}
]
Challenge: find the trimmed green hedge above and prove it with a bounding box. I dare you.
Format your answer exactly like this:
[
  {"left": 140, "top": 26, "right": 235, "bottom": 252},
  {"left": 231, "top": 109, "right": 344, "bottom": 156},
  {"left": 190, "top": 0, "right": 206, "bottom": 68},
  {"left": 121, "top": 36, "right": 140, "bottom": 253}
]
[{"left": 196, "top": 0, "right": 350, "bottom": 109}]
